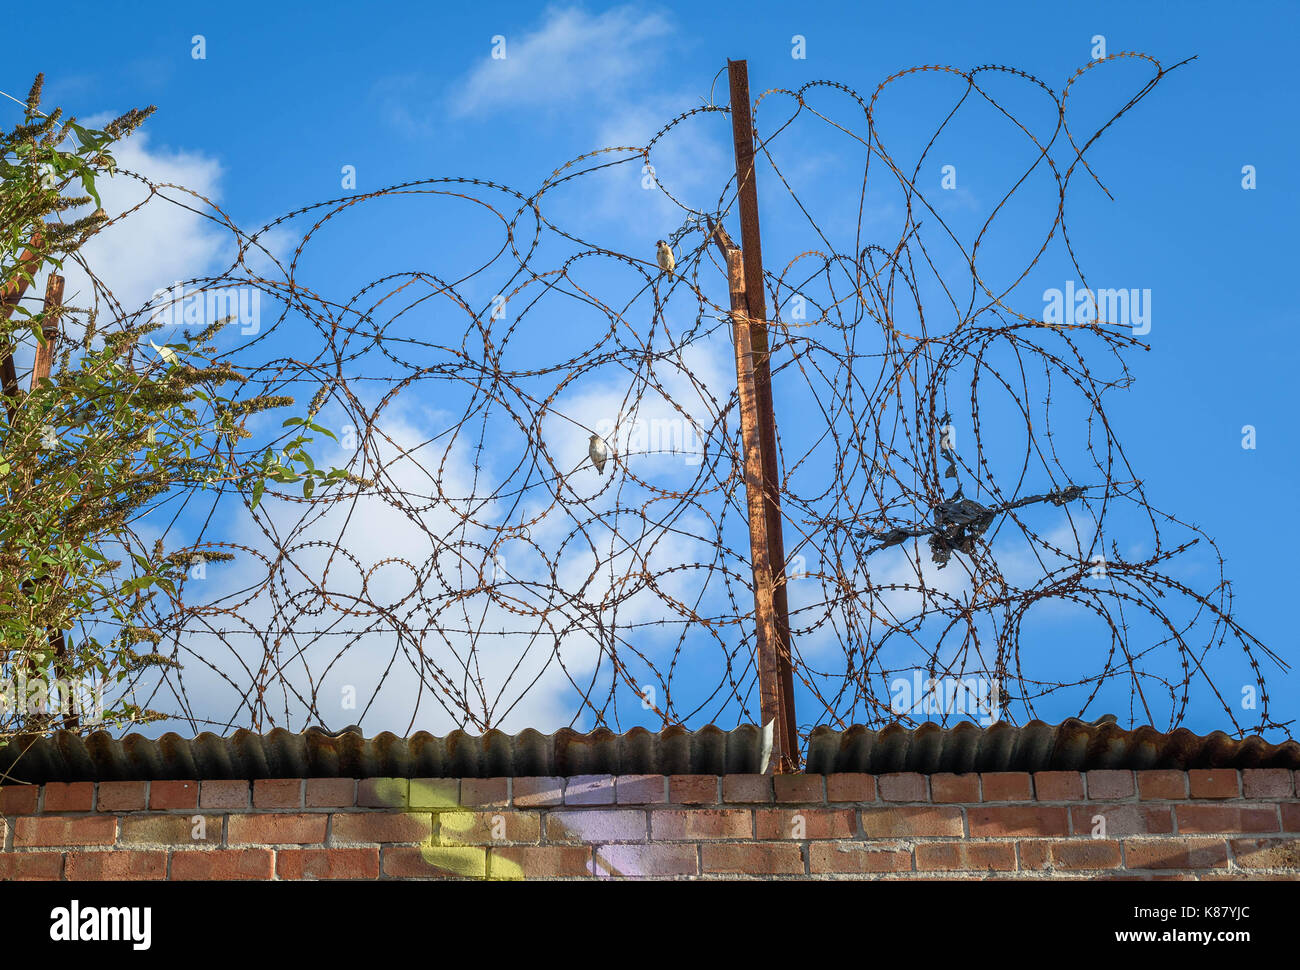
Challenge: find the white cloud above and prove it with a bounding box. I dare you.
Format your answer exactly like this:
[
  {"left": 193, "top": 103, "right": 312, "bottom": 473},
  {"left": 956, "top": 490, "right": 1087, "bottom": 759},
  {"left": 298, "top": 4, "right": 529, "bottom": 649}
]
[
  {"left": 55, "top": 129, "right": 227, "bottom": 319},
  {"left": 449, "top": 5, "right": 674, "bottom": 117}
]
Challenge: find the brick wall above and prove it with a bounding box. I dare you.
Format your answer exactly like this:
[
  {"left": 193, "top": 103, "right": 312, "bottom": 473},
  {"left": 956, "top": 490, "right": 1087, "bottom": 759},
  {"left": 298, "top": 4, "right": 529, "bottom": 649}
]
[{"left": 2, "top": 769, "right": 1297, "bottom": 879}]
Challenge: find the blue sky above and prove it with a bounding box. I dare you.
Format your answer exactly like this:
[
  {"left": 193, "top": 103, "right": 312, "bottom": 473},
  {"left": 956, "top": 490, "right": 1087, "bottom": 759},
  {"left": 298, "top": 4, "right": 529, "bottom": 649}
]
[{"left": 6, "top": 0, "right": 1297, "bottom": 743}]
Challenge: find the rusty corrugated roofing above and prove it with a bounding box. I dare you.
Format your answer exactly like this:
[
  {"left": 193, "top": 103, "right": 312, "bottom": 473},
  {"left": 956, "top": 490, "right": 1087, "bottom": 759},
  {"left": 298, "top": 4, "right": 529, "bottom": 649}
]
[
  {"left": 804, "top": 720, "right": 1300, "bottom": 774},
  {"left": 0, "top": 723, "right": 769, "bottom": 783},
  {"left": 0, "top": 719, "right": 1295, "bottom": 783}
]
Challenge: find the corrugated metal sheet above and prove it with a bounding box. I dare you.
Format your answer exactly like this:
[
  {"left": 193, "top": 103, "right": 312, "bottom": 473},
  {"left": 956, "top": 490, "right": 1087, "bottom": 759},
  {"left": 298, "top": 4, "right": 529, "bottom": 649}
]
[
  {"left": 803, "top": 720, "right": 1300, "bottom": 774},
  {"left": 0, "top": 719, "right": 1296, "bottom": 783},
  {"left": 0, "top": 723, "right": 769, "bottom": 783}
]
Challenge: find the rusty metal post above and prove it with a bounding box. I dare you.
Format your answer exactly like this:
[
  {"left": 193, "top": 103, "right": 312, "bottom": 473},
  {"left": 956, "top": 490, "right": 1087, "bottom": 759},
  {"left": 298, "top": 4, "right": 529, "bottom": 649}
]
[
  {"left": 710, "top": 229, "right": 788, "bottom": 772},
  {"left": 726, "top": 60, "right": 799, "bottom": 769},
  {"left": 1, "top": 232, "right": 47, "bottom": 417},
  {"left": 31, "top": 273, "right": 64, "bottom": 385}
]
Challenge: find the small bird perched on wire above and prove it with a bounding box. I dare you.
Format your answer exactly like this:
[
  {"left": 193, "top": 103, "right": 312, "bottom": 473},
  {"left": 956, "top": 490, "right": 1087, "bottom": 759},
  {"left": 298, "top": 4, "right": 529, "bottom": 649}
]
[
  {"left": 588, "top": 433, "right": 609, "bottom": 475},
  {"left": 655, "top": 239, "right": 675, "bottom": 277}
]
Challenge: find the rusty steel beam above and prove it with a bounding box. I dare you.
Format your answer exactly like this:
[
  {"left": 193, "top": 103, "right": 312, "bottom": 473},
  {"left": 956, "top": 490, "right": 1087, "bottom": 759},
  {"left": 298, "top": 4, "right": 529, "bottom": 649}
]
[{"left": 726, "top": 60, "right": 799, "bottom": 769}]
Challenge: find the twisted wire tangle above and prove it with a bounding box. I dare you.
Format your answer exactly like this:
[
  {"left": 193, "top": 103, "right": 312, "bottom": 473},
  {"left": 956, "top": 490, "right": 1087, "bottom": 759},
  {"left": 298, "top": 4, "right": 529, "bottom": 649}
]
[{"left": 13, "top": 52, "right": 1288, "bottom": 746}]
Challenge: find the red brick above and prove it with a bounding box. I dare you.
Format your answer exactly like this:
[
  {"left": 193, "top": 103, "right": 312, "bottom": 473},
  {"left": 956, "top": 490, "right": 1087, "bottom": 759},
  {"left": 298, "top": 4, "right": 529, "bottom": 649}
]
[
  {"left": 810, "top": 842, "right": 912, "bottom": 874},
  {"left": 1282, "top": 803, "right": 1300, "bottom": 833},
  {"left": 878, "top": 773, "right": 927, "bottom": 802},
  {"left": 1230, "top": 838, "right": 1300, "bottom": 870},
  {"left": 564, "top": 775, "right": 615, "bottom": 805},
  {"left": 1019, "top": 839, "right": 1122, "bottom": 870},
  {"left": 826, "top": 774, "right": 875, "bottom": 803},
  {"left": 669, "top": 775, "right": 718, "bottom": 804},
  {"left": 614, "top": 775, "right": 665, "bottom": 805},
  {"left": 773, "top": 774, "right": 824, "bottom": 803},
  {"left": 968, "top": 805, "right": 1069, "bottom": 837},
  {"left": 436, "top": 810, "right": 540, "bottom": 844},
  {"left": 149, "top": 780, "right": 198, "bottom": 810},
  {"left": 360, "top": 778, "right": 411, "bottom": 808},
  {"left": 931, "top": 774, "right": 979, "bottom": 803},
  {"left": 860, "top": 806, "right": 963, "bottom": 838},
  {"left": 1137, "top": 770, "right": 1186, "bottom": 800},
  {"left": 1070, "top": 804, "right": 1172, "bottom": 837},
  {"left": 305, "top": 778, "right": 356, "bottom": 808},
  {"left": 1242, "top": 769, "right": 1293, "bottom": 799},
  {"left": 1188, "top": 770, "right": 1239, "bottom": 799},
  {"left": 96, "top": 781, "right": 147, "bottom": 812},
  {"left": 1124, "top": 838, "right": 1228, "bottom": 869},
  {"left": 0, "top": 785, "right": 38, "bottom": 815},
  {"left": 171, "top": 848, "right": 274, "bottom": 880},
  {"left": 594, "top": 843, "right": 697, "bottom": 877},
  {"left": 1175, "top": 805, "right": 1279, "bottom": 834},
  {"left": 755, "top": 808, "right": 855, "bottom": 840},
  {"left": 651, "top": 809, "right": 752, "bottom": 840},
  {"left": 981, "top": 773, "right": 1032, "bottom": 801},
  {"left": 228, "top": 813, "right": 329, "bottom": 845},
  {"left": 512, "top": 777, "right": 564, "bottom": 808},
  {"left": 1033, "top": 772, "right": 1084, "bottom": 801},
  {"left": 384, "top": 845, "right": 485, "bottom": 878},
  {"left": 1086, "top": 770, "right": 1135, "bottom": 800},
  {"left": 120, "top": 814, "right": 221, "bottom": 845},
  {"left": 409, "top": 779, "right": 460, "bottom": 809},
  {"left": 723, "top": 774, "right": 773, "bottom": 803},
  {"left": 488, "top": 845, "right": 588, "bottom": 879},
  {"left": 329, "top": 812, "right": 430, "bottom": 844},
  {"left": 65, "top": 850, "right": 166, "bottom": 880},
  {"left": 916, "top": 842, "right": 1016, "bottom": 871},
  {"left": 277, "top": 847, "right": 380, "bottom": 880},
  {"left": 199, "top": 780, "right": 249, "bottom": 809},
  {"left": 253, "top": 779, "right": 302, "bottom": 809},
  {"left": 546, "top": 810, "right": 646, "bottom": 843},
  {"left": 702, "top": 842, "right": 804, "bottom": 874},
  {"left": 0, "top": 851, "right": 63, "bottom": 880},
  {"left": 43, "top": 782, "right": 94, "bottom": 812},
  {"left": 460, "top": 778, "right": 509, "bottom": 809},
  {"left": 15, "top": 815, "right": 116, "bottom": 847}
]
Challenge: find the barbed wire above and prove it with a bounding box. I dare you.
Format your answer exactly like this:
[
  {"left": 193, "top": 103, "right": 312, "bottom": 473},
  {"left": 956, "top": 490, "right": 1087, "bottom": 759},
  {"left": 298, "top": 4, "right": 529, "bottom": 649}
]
[{"left": 11, "top": 52, "right": 1288, "bottom": 746}]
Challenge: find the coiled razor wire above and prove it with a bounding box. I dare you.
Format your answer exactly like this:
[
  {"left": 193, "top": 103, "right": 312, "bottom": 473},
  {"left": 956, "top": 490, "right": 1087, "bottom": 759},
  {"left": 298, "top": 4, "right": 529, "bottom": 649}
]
[{"left": 12, "top": 52, "right": 1288, "bottom": 747}]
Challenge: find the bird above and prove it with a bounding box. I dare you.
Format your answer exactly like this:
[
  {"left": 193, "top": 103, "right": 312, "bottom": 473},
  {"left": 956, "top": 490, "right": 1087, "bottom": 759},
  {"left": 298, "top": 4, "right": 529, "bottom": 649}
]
[
  {"left": 588, "top": 433, "right": 609, "bottom": 475},
  {"left": 655, "top": 239, "right": 675, "bottom": 277}
]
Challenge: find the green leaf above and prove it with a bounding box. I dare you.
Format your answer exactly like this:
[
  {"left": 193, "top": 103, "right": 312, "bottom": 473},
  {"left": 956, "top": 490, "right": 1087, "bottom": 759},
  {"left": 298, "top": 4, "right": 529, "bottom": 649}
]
[{"left": 79, "top": 169, "right": 102, "bottom": 208}]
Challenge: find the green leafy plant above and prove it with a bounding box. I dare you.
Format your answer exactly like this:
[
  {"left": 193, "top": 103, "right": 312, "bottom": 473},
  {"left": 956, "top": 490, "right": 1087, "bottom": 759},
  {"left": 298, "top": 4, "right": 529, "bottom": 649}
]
[{"left": 0, "top": 75, "right": 351, "bottom": 737}]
